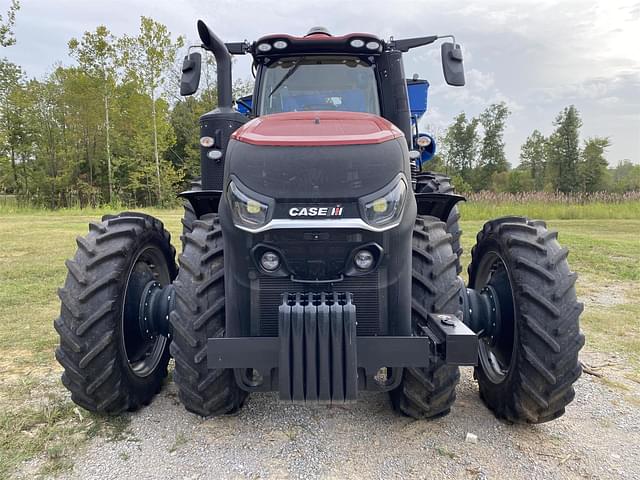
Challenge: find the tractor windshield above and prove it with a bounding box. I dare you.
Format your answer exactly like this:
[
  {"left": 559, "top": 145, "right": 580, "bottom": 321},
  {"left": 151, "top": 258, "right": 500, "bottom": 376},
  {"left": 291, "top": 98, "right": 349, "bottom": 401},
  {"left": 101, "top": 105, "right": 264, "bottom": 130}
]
[{"left": 258, "top": 56, "right": 380, "bottom": 115}]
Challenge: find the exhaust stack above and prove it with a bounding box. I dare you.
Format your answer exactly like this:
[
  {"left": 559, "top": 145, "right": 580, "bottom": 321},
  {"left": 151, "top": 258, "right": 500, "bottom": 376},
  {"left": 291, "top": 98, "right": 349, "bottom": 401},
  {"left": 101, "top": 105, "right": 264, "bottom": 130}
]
[{"left": 197, "top": 20, "right": 232, "bottom": 110}]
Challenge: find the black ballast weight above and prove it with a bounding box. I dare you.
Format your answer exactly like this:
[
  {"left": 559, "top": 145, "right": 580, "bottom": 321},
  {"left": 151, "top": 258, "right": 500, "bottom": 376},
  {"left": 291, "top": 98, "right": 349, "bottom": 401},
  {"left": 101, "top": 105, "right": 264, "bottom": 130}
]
[
  {"left": 279, "top": 292, "right": 357, "bottom": 403},
  {"left": 207, "top": 292, "right": 478, "bottom": 403}
]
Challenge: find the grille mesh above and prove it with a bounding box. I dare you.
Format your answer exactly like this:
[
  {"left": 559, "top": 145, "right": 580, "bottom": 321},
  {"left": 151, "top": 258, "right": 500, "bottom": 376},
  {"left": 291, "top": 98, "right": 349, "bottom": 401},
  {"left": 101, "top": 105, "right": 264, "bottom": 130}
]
[{"left": 257, "top": 274, "right": 381, "bottom": 336}]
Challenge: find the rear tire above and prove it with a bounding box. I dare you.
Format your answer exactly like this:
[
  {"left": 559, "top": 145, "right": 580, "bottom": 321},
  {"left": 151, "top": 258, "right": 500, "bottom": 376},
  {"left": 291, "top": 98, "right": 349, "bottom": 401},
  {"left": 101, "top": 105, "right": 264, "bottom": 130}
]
[
  {"left": 55, "top": 213, "right": 176, "bottom": 413},
  {"left": 390, "top": 216, "right": 461, "bottom": 419},
  {"left": 469, "top": 217, "right": 585, "bottom": 423},
  {"left": 181, "top": 178, "right": 202, "bottom": 243},
  {"left": 170, "top": 214, "right": 248, "bottom": 416},
  {"left": 182, "top": 202, "right": 197, "bottom": 241},
  {"left": 416, "top": 172, "right": 462, "bottom": 274}
]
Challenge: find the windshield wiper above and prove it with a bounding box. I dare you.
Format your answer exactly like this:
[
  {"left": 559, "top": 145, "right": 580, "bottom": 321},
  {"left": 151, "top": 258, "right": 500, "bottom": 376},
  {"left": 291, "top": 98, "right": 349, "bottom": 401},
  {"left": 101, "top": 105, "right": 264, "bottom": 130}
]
[{"left": 269, "top": 58, "right": 303, "bottom": 98}]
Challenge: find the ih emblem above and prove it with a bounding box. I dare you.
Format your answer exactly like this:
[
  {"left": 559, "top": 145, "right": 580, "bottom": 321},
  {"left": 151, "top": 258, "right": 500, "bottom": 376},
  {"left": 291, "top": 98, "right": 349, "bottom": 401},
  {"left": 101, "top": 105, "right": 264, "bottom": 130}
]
[{"left": 288, "top": 206, "right": 343, "bottom": 217}]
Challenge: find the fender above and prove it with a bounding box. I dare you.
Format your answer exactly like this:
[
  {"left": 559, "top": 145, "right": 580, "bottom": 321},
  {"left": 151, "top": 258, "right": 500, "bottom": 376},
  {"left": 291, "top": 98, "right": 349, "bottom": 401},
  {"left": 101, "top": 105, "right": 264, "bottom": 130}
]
[
  {"left": 414, "top": 192, "right": 465, "bottom": 222},
  {"left": 178, "top": 189, "right": 222, "bottom": 218}
]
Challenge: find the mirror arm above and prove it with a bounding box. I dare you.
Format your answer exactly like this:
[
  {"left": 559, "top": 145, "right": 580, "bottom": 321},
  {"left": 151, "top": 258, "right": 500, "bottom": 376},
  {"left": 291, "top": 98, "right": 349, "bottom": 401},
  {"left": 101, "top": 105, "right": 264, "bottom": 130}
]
[
  {"left": 388, "top": 34, "right": 459, "bottom": 52},
  {"left": 225, "top": 41, "right": 250, "bottom": 55},
  {"left": 388, "top": 35, "right": 438, "bottom": 52},
  {"left": 437, "top": 34, "right": 458, "bottom": 48}
]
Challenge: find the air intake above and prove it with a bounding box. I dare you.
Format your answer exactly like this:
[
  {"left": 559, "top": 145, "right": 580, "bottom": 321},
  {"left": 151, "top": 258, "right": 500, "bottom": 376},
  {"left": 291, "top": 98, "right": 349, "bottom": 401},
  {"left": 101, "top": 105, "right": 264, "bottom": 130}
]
[{"left": 306, "top": 26, "right": 331, "bottom": 37}]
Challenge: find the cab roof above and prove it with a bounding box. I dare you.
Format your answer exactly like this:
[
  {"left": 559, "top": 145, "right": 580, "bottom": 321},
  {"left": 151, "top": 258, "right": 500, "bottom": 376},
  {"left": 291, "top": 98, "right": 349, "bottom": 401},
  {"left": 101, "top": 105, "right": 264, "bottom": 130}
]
[{"left": 250, "top": 28, "right": 385, "bottom": 59}]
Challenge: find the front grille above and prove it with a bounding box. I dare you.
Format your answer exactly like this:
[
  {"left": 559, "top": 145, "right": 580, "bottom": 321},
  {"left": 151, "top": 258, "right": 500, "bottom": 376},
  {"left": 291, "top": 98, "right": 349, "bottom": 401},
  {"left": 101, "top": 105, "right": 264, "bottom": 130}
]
[
  {"left": 256, "top": 273, "right": 382, "bottom": 336},
  {"left": 261, "top": 230, "right": 364, "bottom": 279}
]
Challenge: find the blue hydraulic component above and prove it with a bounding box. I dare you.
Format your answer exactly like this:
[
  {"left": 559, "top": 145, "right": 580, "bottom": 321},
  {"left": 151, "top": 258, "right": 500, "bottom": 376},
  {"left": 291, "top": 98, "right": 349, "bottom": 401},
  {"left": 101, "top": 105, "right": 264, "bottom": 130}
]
[
  {"left": 407, "top": 79, "right": 429, "bottom": 120},
  {"left": 415, "top": 133, "right": 436, "bottom": 169},
  {"left": 236, "top": 95, "right": 253, "bottom": 115},
  {"left": 406, "top": 79, "right": 436, "bottom": 167}
]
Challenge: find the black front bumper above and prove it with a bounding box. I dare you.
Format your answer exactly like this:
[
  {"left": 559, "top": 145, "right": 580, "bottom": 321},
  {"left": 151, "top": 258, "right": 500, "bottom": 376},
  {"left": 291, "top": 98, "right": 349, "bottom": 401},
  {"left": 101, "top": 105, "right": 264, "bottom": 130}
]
[{"left": 208, "top": 291, "right": 478, "bottom": 403}]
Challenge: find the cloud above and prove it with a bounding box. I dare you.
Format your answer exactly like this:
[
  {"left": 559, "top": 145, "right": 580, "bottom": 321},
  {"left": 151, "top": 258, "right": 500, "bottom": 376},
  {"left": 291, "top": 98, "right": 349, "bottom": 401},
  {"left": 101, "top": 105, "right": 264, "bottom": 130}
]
[{"left": 3, "top": 0, "right": 639, "bottom": 164}]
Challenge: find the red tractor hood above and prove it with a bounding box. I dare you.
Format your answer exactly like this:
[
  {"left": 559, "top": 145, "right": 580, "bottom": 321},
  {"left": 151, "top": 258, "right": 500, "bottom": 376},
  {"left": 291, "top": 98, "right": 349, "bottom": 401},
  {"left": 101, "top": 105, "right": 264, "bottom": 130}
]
[{"left": 231, "top": 111, "right": 404, "bottom": 146}]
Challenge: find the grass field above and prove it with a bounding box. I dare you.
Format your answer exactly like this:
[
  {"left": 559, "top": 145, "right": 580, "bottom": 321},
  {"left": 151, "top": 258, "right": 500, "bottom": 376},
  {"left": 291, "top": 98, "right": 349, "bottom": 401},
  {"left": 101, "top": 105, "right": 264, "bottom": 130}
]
[{"left": 0, "top": 203, "right": 639, "bottom": 478}]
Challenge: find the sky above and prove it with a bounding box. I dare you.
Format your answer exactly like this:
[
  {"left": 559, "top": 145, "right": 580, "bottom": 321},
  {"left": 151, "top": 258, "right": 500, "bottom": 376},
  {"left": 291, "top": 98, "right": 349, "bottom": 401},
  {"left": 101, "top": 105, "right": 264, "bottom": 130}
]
[{"left": 3, "top": 0, "right": 640, "bottom": 165}]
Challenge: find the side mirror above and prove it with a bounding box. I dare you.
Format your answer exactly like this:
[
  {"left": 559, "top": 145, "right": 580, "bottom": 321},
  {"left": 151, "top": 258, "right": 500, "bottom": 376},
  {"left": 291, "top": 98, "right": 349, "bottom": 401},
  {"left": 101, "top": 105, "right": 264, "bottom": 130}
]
[
  {"left": 180, "top": 52, "right": 202, "bottom": 96},
  {"left": 441, "top": 42, "right": 465, "bottom": 87}
]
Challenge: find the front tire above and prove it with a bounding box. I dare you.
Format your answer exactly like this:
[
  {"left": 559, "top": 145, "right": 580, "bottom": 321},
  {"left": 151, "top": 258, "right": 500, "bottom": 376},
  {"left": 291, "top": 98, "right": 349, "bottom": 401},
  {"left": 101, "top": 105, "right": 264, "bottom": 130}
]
[
  {"left": 469, "top": 217, "right": 585, "bottom": 423},
  {"left": 55, "top": 213, "right": 176, "bottom": 413},
  {"left": 170, "top": 214, "right": 248, "bottom": 416},
  {"left": 390, "top": 216, "right": 461, "bottom": 419},
  {"left": 415, "top": 172, "right": 463, "bottom": 274}
]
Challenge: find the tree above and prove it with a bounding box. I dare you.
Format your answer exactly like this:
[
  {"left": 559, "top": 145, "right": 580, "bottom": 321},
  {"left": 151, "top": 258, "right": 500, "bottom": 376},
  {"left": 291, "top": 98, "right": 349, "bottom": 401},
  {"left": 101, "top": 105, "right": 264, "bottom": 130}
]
[
  {"left": 169, "top": 78, "right": 255, "bottom": 185},
  {"left": 69, "top": 26, "right": 118, "bottom": 203},
  {"left": 580, "top": 137, "right": 610, "bottom": 192},
  {"left": 546, "top": 105, "right": 582, "bottom": 192},
  {"left": 0, "top": 60, "right": 23, "bottom": 190},
  {"left": 492, "top": 170, "right": 534, "bottom": 193},
  {"left": 169, "top": 96, "right": 201, "bottom": 182},
  {"left": 609, "top": 160, "right": 640, "bottom": 192},
  {"left": 119, "top": 17, "right": 184, "bottom": 202},
  {"left": 476, "top": 102, "right": 510, "bottom": 190},
  {"left": 0, "top": 0, "right": 19, "bottom": 48},
  {"left": 441, "top": 112, "right": 479, "bottom": 184},
  {"left": 519, "top": 129, "right": 546, "bottom": 190}
]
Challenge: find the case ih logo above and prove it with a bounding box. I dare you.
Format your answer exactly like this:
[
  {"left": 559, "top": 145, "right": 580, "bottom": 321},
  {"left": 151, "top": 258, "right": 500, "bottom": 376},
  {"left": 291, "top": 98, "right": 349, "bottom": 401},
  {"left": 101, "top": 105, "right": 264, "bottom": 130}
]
[{"left": 288, "top": 206, "right": 343, "bottom": 217}]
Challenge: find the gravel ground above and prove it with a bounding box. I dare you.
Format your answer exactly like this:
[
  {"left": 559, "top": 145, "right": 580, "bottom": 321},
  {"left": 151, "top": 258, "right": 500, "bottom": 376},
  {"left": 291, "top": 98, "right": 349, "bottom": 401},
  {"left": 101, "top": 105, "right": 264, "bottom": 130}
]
[{"left": 43, "top": 350, "right": 639, "bottom": 480}]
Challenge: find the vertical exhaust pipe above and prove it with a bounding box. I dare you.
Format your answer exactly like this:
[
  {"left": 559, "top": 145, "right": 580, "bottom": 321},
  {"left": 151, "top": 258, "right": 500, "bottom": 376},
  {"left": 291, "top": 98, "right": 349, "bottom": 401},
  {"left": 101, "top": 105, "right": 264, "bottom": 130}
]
[
  {"left": 195, "top": 20, "right": 247, "bottom": 190},
  {"left": 197, "top": 20, "right": 232, "bottom": 110}
]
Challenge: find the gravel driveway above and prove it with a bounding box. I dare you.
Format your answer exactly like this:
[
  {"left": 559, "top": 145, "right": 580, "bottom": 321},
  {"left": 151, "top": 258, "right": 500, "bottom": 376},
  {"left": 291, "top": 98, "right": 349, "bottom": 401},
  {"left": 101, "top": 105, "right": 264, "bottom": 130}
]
[{"left": 47, "top": 350, "right": 639, "bottom": 480}]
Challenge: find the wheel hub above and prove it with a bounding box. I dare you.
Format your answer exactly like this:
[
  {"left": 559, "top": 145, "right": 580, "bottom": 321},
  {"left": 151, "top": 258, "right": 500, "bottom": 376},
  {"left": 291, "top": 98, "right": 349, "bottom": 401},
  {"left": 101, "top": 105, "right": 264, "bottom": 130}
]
[
  {"left": 461, "top": 253, "right": 516, "bottom": 383},
  {"left": 121, "top": 246, "right": 174, "bottom": 378},
  {"left": 463, "top": 286, "right": 501, "bottom": 340},
  {"left": 138, "top": 281, "right": 175, "bottom": 340}
]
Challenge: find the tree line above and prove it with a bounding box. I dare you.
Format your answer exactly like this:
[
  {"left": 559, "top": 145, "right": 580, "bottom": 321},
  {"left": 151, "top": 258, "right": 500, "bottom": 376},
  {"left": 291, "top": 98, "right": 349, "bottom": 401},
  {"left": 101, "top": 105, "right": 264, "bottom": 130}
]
[
  {"left": 0, "top": 3, "right": 249, "bottom": 208},
  {"left": 431, "top": 103, "right": 638, "bottom": 194},
  {"left": 0, "top": 3, "right": 637, "bottom": 208}
]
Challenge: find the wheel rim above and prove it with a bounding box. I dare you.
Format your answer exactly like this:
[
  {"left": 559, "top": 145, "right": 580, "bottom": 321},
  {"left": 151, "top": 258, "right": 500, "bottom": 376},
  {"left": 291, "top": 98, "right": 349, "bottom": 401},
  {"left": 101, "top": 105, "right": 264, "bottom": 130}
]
[
  {"left": 474, "top": 251, "right": 516, "bottom": 384},
  {"left": 121, "top": 245, "right": 170, "bottom": 378}
]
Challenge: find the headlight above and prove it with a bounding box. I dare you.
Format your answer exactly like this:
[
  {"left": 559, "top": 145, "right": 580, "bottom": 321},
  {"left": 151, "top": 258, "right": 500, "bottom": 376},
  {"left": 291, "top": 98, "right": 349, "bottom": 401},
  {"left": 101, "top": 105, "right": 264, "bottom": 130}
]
[
  {"left": 366, "top": 41, "right": 381, "bottom": 50},
  {"left": 227, "top": 181, "right": 269, "bottom": 228},
  {"left": 361, "top": 179, "right": 407, "bottom": 227},
  {"left": 416, "top": 136, "right": 432, "bottom": 148}
]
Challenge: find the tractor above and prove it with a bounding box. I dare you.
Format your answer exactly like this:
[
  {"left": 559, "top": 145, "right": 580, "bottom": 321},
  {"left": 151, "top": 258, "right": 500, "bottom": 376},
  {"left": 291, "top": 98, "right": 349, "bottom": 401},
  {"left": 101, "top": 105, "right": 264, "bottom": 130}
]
[{"left": 55, "top": 20, "right": 584, "bottom": 423}]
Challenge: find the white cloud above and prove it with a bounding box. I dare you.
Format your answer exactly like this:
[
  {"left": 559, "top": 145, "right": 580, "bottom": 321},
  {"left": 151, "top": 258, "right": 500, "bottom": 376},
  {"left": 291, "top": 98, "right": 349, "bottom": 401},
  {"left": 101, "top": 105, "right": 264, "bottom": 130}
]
[{"left": 3, "top": 0, "right": 639, "bottom": 164}]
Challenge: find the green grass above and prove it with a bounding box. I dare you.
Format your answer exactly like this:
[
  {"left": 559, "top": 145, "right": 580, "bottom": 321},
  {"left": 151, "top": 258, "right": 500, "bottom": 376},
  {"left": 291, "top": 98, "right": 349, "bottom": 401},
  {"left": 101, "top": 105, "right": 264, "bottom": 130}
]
[
  {"left": 3, "top": 198, "right": 639, "bottom": 220},
  {"left": 0, "top": 209, "right": 181, "bottom": 479},
  {"left": 0, "top": 204, "right": 638, "bottom": 477},
  {"left": 459, "top": 200, "right": 640, "bottom": 221},
  {"left": 459, "top": 217, "right": 640, "bottom": 375},
  {"left": 459, "top": 219, "right": 640, "bottom": 282}
]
